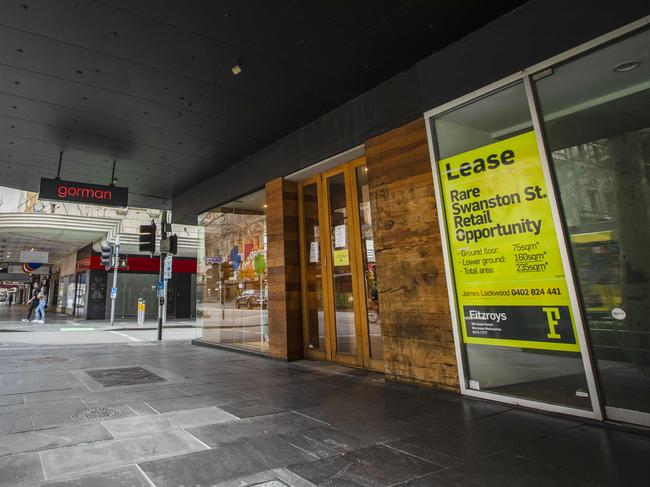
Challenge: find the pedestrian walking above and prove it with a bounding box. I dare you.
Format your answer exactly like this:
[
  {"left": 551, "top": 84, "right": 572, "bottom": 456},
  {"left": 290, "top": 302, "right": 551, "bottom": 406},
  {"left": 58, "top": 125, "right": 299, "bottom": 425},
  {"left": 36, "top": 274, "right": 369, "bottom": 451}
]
[
  {"left": 22, "top": 283, "right": 40, "bottom": 322},
  {"left": 8, "top": 293, "right": 13, "bottom": 306},
  {"left": 35, "top": 289, "right": 47, "bottom": 323}
]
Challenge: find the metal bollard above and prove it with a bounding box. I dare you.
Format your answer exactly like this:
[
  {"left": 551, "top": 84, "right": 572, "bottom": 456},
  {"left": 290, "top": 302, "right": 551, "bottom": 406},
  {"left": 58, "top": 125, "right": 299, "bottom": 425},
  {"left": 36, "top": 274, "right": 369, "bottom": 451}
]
[{"left": 137, "top": 298, "right": 145, "bottom": 326}]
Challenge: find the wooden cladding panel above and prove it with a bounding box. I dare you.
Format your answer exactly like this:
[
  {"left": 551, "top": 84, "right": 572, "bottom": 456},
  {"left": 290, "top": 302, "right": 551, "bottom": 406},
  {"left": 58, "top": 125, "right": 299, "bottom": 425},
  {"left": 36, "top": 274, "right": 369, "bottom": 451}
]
[
  {"left": 265, "top": 177, "right": 303, "bottom": 360},
  {"left": 365, "top": 118, "right": 459, "bottom": 392}
]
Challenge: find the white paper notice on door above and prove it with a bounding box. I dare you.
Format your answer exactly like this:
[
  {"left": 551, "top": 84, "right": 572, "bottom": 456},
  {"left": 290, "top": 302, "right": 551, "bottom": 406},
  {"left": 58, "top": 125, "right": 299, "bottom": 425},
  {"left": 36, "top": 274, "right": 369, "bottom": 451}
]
[
  {"left": 365, "top": 239, "right": 376, "bottom": 263},
  {"left": 334, "top": 224, "right": 347, "bottom": 248},
  {"left": 309, "top": 241, "right": 319, "bottom": 263}
]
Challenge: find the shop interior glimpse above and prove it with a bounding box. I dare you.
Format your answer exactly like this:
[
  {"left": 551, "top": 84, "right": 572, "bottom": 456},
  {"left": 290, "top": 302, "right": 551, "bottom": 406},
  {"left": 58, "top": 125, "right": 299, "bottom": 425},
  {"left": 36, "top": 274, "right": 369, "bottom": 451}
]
[{"left": 197, "top": 190, "right": 268, "bottom": 353}]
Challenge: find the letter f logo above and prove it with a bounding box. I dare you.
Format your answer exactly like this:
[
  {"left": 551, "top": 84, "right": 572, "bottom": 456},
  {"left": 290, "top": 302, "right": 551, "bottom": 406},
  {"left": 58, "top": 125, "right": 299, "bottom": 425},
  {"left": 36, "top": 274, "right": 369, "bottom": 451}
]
[{"left": 543, "top": 307, "right": 561, "bottom": 339}]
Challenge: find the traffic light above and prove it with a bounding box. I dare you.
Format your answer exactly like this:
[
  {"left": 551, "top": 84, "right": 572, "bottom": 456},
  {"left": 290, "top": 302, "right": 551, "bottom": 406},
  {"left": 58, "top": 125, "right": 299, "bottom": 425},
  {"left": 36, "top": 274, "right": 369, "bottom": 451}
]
[
  {"left": 168, "top": 234, "right": 178, "bottom": 255},
  {"left": 100, "top": 242, "right": 113, "bottom": 269},
  {"left": 139, "top": 221, "right": 156, "bottom": 256},
  {"left": 220, "top": 262, "right": 232, "bottom": 280}
]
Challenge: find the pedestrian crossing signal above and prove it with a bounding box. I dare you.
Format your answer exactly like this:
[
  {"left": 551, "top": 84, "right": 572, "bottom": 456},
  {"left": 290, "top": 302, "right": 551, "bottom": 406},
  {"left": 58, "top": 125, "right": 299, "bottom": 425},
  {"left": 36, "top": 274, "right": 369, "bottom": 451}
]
[
  {"left": 139, "top": 222, "right": 156, "bottom": 256},
  {"left": 100, "top": 242, "right": 113, "bottom": 269}
]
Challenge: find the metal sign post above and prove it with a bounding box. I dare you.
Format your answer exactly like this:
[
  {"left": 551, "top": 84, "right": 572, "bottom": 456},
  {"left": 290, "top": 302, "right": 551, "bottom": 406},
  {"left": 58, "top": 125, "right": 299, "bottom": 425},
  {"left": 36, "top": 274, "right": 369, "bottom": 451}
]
[
  {"left": 163, "top": 255, "right": 172, "bottom": 324},
  {"left": 157, "top": 210, "right": 167, "bottom": 341},
  {"left": 109, "top": 235, "right": 120, "bottom": 326}
]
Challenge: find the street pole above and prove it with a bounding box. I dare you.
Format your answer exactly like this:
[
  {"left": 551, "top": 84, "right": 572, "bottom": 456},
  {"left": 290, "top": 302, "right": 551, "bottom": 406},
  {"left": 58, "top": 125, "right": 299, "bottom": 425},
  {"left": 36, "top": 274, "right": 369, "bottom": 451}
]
[
  {"left": 109, "top": 235, "right": 120, "bottom": 326},
  {"left": 163, "top": 273, "right": 168, "bottom": 324},
  {"left": 157, "top": 210, "right": 167, "bottom": 341}
]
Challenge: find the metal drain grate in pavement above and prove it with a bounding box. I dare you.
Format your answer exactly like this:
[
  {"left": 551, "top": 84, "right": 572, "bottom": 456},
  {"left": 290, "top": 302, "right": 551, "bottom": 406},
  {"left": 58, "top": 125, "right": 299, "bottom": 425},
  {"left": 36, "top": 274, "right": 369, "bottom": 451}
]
[
  {"left": 85, "top": 366, "right": 166, "bottom": 387},
  {"left": 71, "top": 407, "right": 122, "bottom": 422}
]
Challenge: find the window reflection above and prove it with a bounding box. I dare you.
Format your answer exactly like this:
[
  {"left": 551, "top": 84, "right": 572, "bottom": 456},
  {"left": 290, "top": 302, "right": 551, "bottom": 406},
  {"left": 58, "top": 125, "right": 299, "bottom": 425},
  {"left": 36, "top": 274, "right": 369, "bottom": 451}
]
[
  {"left": 356, "top": 165, "right": 383, "bottom": 359},
  {"left": 537, "top": 27, "right": 650, "bottom": 415},
  {"left": 197, "top": 190, "right": 269, "bottom": 353}
]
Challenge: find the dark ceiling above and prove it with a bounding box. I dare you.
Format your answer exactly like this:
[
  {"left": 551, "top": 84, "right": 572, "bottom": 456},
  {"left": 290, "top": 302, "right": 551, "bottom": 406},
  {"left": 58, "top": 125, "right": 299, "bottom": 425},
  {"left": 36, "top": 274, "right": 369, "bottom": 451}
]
[{"left": 0, "top": 0, "right": 526, "bottom": 208}]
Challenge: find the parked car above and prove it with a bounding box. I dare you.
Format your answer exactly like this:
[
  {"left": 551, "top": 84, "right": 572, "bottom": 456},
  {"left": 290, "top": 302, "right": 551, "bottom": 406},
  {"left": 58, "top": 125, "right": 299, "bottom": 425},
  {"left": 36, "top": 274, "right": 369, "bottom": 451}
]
[{"left": 235, "top": 289, "right": 267, "bottom": 309}]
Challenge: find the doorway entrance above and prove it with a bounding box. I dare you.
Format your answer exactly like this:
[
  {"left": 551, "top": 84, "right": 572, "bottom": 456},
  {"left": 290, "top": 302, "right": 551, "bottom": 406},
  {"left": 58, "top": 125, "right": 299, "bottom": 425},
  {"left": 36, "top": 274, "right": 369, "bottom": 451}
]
[{"left": 298, "top": 157, "right": 383, "bottom": 371}]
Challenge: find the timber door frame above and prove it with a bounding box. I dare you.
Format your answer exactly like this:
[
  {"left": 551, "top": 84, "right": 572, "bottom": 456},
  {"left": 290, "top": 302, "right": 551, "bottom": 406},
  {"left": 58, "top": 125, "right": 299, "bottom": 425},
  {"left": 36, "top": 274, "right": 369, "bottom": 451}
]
[
  {"left": 297, "top": 174, "right": 328, "bottom": 362},
  {"left": 347, "top": 157, "right": 384, "bottom": 372},
  {"left": 297, "top": 156, "right": 383, "bottom": 371}
]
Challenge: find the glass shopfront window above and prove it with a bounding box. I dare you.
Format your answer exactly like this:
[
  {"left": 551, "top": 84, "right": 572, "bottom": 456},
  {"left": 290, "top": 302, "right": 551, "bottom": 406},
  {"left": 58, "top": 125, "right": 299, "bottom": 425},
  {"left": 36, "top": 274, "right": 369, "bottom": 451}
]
[
  {"left": 197, "top": 190, "right": 268, "bottom": 353},
  {"left": 430, "top": 83, "right": 592, "bottom": 409},
  {"left": 355, "top": 165, "right": 383, "bottom": 359},
  {"left": 427, "top": 24, "right": 649, "bottom": 425},
  {"left": 536, "top": 28, "right": 650, "bottom": 421},
  {"left": 301, "top": 181, "right": 327, "bottom": 351}
]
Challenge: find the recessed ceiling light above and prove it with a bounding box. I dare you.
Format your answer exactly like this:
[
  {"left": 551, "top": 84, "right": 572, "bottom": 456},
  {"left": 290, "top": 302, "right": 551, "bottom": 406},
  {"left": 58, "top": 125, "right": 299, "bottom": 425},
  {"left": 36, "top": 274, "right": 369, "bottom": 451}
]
[
  {"left": 613, "top": 60, "right": 640, "bottom": 73},
  {"left": 231, "top": 64, "right": 242, "bottom": 75}
]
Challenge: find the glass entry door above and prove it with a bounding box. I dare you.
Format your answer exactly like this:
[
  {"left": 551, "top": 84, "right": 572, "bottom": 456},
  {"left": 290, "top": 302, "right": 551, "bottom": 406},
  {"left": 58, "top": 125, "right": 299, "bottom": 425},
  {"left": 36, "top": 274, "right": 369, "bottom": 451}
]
[{"left": 298, "top": 157, "right": 383, "bottom": 370}]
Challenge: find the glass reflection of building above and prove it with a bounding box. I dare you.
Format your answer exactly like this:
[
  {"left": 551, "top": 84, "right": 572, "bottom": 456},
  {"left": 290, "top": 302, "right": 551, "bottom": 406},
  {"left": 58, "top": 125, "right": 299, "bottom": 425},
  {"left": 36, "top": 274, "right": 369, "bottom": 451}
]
[{"left": 197, "top": 190, "right": 269, "bottom": 353}]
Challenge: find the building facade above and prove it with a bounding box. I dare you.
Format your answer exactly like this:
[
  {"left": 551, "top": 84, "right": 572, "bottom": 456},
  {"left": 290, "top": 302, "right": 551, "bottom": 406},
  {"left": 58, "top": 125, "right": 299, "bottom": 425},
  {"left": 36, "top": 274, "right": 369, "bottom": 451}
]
[{"left": 182, "top": 3, "right": 649, "bottom": 429}]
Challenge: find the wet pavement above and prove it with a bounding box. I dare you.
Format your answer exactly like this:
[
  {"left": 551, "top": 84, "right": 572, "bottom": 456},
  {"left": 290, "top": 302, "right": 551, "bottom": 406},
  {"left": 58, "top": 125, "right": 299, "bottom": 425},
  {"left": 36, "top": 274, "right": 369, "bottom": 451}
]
[{"left": 0, "top": 339, "right": 648, "bottom": 486}]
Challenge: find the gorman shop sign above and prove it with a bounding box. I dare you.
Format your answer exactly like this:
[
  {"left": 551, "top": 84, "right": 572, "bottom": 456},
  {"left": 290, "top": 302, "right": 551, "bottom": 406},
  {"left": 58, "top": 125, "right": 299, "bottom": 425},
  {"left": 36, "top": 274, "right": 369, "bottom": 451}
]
[
  {"left": 438, "top": 131, "right": 580, "bottom": 353},
  {"left": 39, "top": 178, "right": 128, "bottom": 207}
]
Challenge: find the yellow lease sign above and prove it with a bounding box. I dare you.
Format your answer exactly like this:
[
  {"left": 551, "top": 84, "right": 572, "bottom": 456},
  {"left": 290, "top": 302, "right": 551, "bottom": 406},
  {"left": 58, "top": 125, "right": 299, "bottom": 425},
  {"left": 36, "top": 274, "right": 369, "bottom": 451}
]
[{"left": 439, "top": 131, "right": 580, "bottom": 352}]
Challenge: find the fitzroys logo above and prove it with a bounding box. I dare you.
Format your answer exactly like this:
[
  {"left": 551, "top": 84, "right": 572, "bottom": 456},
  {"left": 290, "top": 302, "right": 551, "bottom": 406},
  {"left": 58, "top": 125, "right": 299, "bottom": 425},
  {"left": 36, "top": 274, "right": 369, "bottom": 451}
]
[{"left": 468, "top": 309, "right": 507, "bottom": 323}]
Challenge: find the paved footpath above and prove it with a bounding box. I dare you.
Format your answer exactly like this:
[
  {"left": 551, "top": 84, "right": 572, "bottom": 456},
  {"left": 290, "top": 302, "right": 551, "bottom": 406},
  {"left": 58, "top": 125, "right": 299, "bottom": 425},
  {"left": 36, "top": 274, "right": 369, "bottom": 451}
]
[{"left": 0, "top": 340, "right": 648, "bottom": 486}]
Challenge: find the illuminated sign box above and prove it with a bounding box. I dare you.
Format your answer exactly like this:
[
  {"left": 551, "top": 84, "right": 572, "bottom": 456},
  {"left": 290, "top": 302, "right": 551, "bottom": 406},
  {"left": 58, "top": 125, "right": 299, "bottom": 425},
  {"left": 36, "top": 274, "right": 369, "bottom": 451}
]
[{"left": 39, "top": 178, "right": 128, "bottom": 207}]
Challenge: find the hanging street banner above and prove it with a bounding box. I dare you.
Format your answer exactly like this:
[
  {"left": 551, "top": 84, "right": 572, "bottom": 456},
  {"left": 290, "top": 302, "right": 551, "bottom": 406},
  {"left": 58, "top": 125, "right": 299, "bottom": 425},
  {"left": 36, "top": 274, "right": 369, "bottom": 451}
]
[
  {"left": 39, "top": 178, "right": 128, "bottom": 207},
  {"left": 438, "top": 131, "right": 580, "bottom": 352}
]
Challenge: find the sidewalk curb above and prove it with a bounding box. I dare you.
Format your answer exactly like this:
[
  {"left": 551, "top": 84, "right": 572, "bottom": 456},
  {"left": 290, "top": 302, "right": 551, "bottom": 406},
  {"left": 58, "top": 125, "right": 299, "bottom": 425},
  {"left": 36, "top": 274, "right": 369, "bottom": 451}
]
[{"left": 0, "top": 325, "right": 200, "bottom": 332}]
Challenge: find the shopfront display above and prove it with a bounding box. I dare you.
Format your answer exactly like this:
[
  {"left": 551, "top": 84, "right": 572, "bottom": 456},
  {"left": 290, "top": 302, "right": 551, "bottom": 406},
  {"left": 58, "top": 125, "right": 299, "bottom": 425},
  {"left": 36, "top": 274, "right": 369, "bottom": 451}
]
[
  {"left": 197, "top": 190, "right": 269, "bottom": 353},
  {"left": 426, "top": 25, "right": 649, "bottom": 425}
]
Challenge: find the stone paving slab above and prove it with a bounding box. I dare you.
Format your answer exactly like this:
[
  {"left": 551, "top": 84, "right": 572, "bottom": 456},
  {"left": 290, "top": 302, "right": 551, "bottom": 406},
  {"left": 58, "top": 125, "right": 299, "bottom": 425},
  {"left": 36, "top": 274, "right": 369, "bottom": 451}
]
[
  {"left": 209, "top": 467, "right": 317, "bottom": 487},
  {"left": 0, "top": 422, "right": 112, "bottom": 456},
  {"left": 0, "top": 408, "right": 33, "bottom": 435},
  {"left": 219, "top": 398, "right": 292, "bottom": 419},
  {"left": 145, "top": 389, "right": 256, "bottom": 413},
  {"left": 39, "top": 429, "right": 208, "bottom": 479},
  {"left": 139, "top": 435, "right": 317, "bottom": 486},
  {"left": 0, "top": 451, "right": 44, "bottom": 486},
  {"left": 0, "top": 369, "right": 84, "bottom": 395},
  {"left": 279, "top": 426, "right": 368, "bottom": 459},
  {"left": 287, "top": 444, "right": 443, "bottom": 486},
  {"left": 36, "top": 465, "right": 152, "bottom": 487},
  {"left": 187, "top": 411, "right": 324, "bottom": 447},
  {"left": 102, "top": 405, "right": 237, "bottom": 438},
  {"left": 0, "top": 394, "right": 23, "bottom": 407}
]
